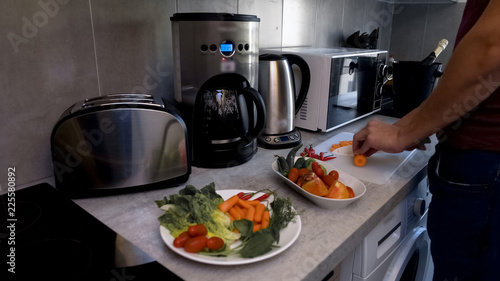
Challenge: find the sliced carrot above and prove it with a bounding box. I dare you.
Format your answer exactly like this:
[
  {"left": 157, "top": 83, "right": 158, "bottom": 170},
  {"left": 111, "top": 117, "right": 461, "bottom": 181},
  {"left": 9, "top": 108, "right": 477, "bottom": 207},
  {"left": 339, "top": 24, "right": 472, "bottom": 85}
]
[
  {"left": 228, "top": 213, "right": 235, "bottom": 221},
  {"left": 218, "top": 195, "right": 239, "bottom": 213},
  {"left": 261, "top": 210, "right": 270, "bottom": 229},
  {"left": 253, "top": 223, "right": 261, "bottom": 232},
  {"left": 237, "top": 198, "right": 252, "bottom": 209},
  {"left": 245, "top": 206, "right": 256, "bottom": 221},
  {"left": 229, "top": 207, "right": 241, "bottom": 220},
  {"left": 233, "top": 228, "right": 240, "bottom": 233},
  {"left": 254, "top": 203, "right": 266, "bottom": 223},
  {"left": 339, "top": 141, "right": 351, "bottom": 147},
  {"left": 354, "top": 155, "right": 367, "bottom": 167},
  {"left": 330, "top": 144, "right": 341, "bottom": 150}
]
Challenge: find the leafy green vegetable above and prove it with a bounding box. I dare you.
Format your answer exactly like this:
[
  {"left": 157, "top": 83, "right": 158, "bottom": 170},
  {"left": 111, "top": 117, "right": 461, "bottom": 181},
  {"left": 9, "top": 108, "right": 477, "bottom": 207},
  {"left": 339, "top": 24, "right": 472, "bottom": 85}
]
[
  {"left": 156, "top": 182, "right": 240, "bottom": 243},
  {"left": 270, "top": 196, "right": 297, "bottom": 243}
]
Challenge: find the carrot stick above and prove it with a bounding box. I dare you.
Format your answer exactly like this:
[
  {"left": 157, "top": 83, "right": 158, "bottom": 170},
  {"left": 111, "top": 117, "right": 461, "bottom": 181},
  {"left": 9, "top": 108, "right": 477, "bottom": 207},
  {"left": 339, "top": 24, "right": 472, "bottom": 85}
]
[
  {"left": 228, "top": 213, "right": 235, "bottom": 221},
  {"left": 245, "top": 200, "right": 260, "bottom": 206},
  {"left": 245, "top": 206, "right": 256, "bottom": 221},
  {"left": 237, "top": 198, "right": 253, "bottom": 209},
  {"left": 261, "top": 210, "right": 270, "bottom": 229},
  {"left": 253, "top": 223, "right": 261, "bottom": 232},
  {"left": 229, "top": 207, "right": 241, "bottom": 220},
  {"left": 254, "top": 203, "right": 266, "bottom": 223},
  {"left": 218, "top": 195, "right": 239, "bottom": 213},
  {"left": 233, "top": 205, "right": 245, "bottom": 218}
]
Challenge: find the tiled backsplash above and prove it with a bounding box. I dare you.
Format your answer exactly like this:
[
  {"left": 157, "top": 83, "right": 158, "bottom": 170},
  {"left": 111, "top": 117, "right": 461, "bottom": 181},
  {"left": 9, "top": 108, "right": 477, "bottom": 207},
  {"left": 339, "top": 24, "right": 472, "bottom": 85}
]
[{"left": 0, "top": 0, "right": 464, "bottom": 189}]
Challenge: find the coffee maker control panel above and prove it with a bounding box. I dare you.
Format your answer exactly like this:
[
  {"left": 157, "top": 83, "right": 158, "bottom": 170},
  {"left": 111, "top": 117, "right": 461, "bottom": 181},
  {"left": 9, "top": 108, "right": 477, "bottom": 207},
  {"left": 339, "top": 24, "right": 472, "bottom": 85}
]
[{"left": 199, "top": 40, "right": 251, "bottom": 56}]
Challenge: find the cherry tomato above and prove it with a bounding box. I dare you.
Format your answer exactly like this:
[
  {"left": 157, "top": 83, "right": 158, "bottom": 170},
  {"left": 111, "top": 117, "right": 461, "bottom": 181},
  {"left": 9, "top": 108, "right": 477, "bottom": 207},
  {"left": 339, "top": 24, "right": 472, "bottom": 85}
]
[
  {"left": 188, "top": 224, "right": 208, "bottom": 237},
  {"left": 328, "top": 170, "right": 339, "bottom": 181},
  {"left": 173, "top": 231, "right": 190, "bottom": 248},
  {"left": 311, "top": 161, "right": 324, "bottom": 176},
  {"left": 184, "top": 236, "right": 208, "bottom": 253},
  {"left": 206, "top": 237, "right": 225, "bottom": 250}
]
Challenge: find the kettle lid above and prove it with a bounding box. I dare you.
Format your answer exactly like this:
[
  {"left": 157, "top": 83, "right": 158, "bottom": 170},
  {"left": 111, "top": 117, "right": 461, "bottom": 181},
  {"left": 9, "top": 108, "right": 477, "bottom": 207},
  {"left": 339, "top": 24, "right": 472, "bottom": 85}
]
[{"left": 259, "top": 54, "right": 286, "bottom": 61}]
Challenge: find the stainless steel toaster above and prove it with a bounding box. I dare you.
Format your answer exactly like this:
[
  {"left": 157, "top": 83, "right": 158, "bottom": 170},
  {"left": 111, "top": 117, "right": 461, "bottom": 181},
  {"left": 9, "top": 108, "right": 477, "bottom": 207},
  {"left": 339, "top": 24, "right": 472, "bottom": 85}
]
[{"left": 51, "top": 93, "right": 190, "bottom": 197}]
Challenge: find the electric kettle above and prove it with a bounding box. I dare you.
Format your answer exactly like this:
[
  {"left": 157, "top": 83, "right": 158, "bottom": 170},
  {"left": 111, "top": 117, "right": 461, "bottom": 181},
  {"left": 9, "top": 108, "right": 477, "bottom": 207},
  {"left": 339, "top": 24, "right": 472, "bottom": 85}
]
[
  {"left": 257, "top": 54, "right": 310, "bottom": 149},
  {"left": 192, "top": 73, "right": 266, "bottom": 168}
]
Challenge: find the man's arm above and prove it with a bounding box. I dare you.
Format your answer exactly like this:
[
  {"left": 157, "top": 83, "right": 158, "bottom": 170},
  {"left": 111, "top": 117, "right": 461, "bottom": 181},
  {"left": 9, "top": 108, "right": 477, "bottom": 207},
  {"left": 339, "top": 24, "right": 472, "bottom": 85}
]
[{"left": 353, "top": 0, "right": 500, "bottom": 156}]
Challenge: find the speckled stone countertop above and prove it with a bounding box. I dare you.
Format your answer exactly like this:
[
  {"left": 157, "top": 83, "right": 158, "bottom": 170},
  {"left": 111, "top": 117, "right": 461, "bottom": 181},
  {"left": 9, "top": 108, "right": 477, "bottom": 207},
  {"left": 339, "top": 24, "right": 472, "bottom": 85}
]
[{"left": 74, "top": 114, "right": 435, "bottom": 281}]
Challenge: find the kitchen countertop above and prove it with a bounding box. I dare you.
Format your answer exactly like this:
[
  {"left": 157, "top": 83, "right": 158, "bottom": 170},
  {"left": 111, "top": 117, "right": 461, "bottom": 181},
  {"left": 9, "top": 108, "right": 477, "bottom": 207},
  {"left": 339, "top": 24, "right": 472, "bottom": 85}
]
[{"left": 74, "top": 114, "right": 436, "bottom": 281}]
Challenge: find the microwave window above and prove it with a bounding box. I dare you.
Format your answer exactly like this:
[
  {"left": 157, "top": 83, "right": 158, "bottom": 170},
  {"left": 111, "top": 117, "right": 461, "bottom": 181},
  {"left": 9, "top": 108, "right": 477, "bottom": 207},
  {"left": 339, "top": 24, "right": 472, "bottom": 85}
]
[{"left": 329, "top": 56, "right": 378, "bottom": 112}]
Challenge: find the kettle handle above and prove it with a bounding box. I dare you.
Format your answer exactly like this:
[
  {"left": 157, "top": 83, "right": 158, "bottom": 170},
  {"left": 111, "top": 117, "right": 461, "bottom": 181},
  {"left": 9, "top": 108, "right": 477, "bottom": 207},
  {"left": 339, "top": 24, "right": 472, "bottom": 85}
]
[
  {"left": 241, "top": 86, "right": 267, "bottom": 142},
  {"left": 283, "top": 54, "right": 311, "bottom": 115}
]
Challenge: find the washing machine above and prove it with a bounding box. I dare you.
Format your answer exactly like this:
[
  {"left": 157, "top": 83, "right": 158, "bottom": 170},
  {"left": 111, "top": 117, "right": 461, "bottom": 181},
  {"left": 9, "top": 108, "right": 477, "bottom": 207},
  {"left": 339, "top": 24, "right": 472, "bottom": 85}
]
[{"left": 337, "top": 177, "right": 434, "bottom": 281}]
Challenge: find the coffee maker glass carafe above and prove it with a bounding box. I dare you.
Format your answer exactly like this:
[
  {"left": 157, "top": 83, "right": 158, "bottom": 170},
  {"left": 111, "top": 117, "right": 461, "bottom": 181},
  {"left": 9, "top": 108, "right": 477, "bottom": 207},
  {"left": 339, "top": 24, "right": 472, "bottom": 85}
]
[{"left": 192, "top": 73, "right": 266, "bottom": 168}]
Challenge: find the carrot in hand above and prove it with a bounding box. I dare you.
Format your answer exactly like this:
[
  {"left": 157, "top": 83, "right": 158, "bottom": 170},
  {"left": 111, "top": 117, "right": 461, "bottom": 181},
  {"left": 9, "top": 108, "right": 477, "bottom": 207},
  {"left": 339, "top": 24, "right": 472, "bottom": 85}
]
[
  {"left": 218, "top": 195, "right": 239, "bottom": 213},
  {"left": 354, "top": 154, "right": 367, "bottom": 167}
]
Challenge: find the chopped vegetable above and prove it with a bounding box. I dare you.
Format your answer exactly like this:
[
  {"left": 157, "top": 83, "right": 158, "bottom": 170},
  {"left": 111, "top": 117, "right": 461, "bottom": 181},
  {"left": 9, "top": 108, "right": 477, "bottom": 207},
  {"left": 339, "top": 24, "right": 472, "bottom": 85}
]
[
  {"left": 286, "top": 144, "right": 303, "bottom": 169},
  {"left": 288, "top": 167, "right": 299, "bottom": 182},
  {"left": 155, "top": 183, "right": 240, "bottom": 245},
  {"left": 188, "top": 224, "right": 208, "bottom": 237},
  {"left": 354, "top": 154, "right": 367, "bottom": 167},
  {"left": 275, "top": 155, "right": 290, "bottom": 176},
  {"left": 218, "top": 194, "right": 239, "bottom": 213},
  {"left": 254, "top": 203, "right": 266, "bottom": 223},
  {"left": 206, "top": 237, "right": 225, "bottom": 250},
  {"left": 184, "top": 236, "right": 208, "bottom": 253}
]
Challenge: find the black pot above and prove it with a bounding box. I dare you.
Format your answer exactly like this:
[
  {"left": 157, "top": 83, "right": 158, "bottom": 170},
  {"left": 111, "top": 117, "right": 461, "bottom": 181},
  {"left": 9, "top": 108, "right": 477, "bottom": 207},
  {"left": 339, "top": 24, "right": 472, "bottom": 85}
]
[{"left": 392, "top": 61, "right": 443, "bottom": 117}]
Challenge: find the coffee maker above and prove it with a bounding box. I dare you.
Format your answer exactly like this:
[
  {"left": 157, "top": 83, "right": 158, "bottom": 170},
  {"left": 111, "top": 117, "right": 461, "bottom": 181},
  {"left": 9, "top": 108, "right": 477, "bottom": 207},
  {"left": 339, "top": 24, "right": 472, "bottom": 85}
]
[{"left": 170, "top": 13, "right": 266, "bottom": 168}]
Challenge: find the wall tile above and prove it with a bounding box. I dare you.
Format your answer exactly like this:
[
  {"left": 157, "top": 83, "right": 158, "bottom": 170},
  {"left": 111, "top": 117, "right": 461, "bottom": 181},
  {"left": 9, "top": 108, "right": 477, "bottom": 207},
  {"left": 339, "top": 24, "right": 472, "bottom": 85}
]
[
  {"left": 90, "top": 0, "right": 176, "bottom": 101},
  {"left": 282, "top": 0, "right": 318, "bottom": 47},
  {"left": 0, "top": 0, "right": 98, "bottom": 187},
  {"left": 424, "top": 3, "right": 464, "bottom": 66},
  {"left": 364, "top": 0, "right": 393, "bottom": 51},
  {"left": 389, "top": 4, "right": 428, "bottom": 61},
  {"left": 342, "top": 0, "right": 365, "bottom": 45},
  {"left": 315, "top": 0, "right": 344, "bottom": 47},
  {"left": 238, "top": 0, "right": 283, "bottom": 48},
  {"left": 177, "top": 0, "right": 237, "bottom": 13}
]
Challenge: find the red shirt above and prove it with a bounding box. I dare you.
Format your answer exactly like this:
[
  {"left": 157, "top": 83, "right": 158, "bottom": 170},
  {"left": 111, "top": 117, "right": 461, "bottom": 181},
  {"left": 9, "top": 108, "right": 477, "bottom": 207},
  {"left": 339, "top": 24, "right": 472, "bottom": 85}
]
[{"left": 444, "top": 0, "right": 500, "bottom": 151}]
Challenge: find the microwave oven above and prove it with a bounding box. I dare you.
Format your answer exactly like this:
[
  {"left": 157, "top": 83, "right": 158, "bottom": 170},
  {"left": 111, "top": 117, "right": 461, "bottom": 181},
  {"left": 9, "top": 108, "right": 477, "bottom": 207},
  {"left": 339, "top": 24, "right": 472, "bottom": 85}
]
[{"left": 260, "top": 47, "right": 388, "bottom": 132}]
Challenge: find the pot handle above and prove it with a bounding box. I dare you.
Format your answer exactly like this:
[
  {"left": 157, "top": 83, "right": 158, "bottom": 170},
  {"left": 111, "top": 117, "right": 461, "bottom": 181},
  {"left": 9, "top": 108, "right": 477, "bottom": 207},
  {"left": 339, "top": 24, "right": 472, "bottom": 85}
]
[
  {"left": 242, "top": 86, "right": 267, "bottom": 142},
  {"left": 283, "top": 54, "right": 311, "bottom": 115}
]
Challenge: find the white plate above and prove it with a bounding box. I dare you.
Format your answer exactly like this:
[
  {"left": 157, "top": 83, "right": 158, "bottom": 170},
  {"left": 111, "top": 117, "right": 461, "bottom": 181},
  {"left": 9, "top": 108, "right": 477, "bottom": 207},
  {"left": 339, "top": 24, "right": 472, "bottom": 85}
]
[
  {"left": 272, "top": 157, "right": 367, "bottom": 209},
  {"left": 159, "top": 189, "right": 301, "bottom": 265}
]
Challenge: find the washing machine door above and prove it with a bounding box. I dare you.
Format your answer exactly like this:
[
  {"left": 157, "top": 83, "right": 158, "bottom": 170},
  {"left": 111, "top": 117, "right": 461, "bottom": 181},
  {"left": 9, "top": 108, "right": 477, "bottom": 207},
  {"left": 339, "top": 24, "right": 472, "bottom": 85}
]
[{"left": 384, "top": 226, "right": 432, "bottom": 281}]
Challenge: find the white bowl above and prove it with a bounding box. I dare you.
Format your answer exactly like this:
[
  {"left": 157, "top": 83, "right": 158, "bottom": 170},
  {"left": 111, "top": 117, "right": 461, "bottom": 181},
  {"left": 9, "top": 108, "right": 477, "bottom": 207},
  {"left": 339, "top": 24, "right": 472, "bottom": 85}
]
[{"left": 272, "top": 157, "right": 366, "bottom": 209}]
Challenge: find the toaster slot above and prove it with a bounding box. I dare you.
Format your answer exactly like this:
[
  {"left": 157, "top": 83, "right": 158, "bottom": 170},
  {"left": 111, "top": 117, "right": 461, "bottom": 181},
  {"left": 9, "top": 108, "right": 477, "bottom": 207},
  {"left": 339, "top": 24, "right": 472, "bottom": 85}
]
[{"left": 71, "top": 94, "right": 163, "bottom": 114}]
